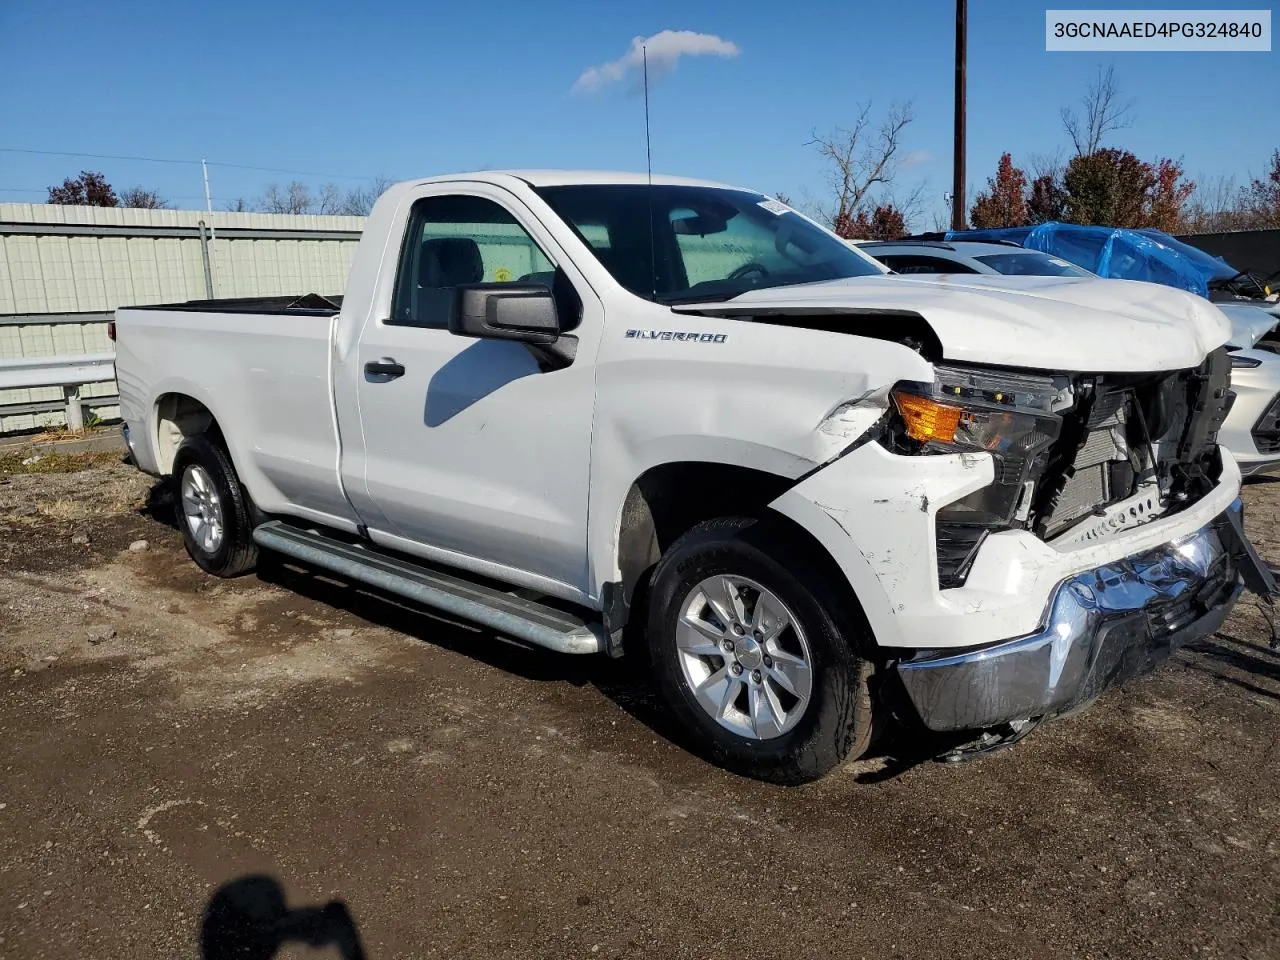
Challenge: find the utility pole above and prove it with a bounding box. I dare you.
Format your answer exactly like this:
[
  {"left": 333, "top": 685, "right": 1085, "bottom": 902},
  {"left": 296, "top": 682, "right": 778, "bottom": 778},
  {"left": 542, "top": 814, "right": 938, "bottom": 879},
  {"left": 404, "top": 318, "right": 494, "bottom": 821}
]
[
  {"left": 201, "top": 158, "right": 213, "bottom": 213},
  {"left": 951, "top": 0, "right": 967, "bottom": 231}
]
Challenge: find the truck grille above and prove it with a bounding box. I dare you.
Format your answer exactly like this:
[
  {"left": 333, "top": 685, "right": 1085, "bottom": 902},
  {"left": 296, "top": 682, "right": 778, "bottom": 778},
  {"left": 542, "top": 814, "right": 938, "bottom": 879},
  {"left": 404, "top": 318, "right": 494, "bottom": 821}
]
[
  {"left": 930, "top": 349, "right": 1232, "bottom": 589},
  {"left": 1035, "top": 348, "right": 1232, "bottom": 541}
]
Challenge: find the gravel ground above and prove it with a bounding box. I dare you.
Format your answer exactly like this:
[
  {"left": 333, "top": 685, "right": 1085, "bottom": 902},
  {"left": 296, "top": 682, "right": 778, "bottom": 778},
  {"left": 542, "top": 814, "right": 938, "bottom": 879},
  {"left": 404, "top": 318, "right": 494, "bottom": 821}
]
[{"left": 0, "top": 460, "right": 1277, "bottom": 959}]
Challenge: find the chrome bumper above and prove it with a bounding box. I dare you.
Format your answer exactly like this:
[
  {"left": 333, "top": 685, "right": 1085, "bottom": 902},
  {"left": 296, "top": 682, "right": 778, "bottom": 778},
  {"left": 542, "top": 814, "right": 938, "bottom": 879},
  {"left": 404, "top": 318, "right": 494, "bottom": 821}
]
[{"left": 897, "top": 502, "right": 1249, "bottom": 733}]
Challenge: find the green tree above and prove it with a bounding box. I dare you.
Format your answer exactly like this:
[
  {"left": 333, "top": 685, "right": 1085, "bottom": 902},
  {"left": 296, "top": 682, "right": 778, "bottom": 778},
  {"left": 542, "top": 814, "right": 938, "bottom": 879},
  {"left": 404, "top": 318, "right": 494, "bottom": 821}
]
[{"left": 1063, "top": 149, "right": 1154, "bottom": 227}]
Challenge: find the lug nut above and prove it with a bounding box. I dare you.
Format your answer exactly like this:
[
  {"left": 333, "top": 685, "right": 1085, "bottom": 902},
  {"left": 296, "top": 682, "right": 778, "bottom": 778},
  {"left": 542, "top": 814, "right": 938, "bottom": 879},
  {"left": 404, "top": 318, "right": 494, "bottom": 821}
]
[
  {"left": 723, "top": 639, "right": 735, "bottom": 653},
  {"left": 730, "top": 663, "right": 743, "bottom": 676},
  {"left": 751, "top": 670, "right": 763, "bottom": 684},
  {"left": 762, "top": 655, "right": 773, "bottom": 669},
  {"left": 732, "top": 623, "right": 745, "bottom": 636},
  {"left": 753, "top": 630, "right": 763, "bottom": 641}
]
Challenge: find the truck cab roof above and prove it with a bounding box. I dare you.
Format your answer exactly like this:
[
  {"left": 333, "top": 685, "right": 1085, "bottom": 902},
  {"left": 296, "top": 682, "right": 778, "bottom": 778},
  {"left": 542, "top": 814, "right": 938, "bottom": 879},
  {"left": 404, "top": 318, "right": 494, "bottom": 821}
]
[{"left": 407, "top": 170, "right": 740, "bottom": 190}]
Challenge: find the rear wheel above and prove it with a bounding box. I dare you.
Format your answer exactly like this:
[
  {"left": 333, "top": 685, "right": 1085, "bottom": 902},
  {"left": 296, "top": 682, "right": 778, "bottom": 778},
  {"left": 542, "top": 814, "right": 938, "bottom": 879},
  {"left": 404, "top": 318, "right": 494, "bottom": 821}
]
[
  {"left": 171, "top": 434, "right": 258, "bottom": 578},
  {"left": 646, "top": 517, "right": 874, "bottom": 784}
]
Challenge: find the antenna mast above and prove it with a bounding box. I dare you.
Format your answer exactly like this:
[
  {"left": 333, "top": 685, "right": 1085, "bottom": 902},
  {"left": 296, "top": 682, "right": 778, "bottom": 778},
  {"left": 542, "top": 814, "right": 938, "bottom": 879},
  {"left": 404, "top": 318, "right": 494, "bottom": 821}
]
[
  {"left": 643, "top": 46, "right": 653, "bottom": 184},
  {"left": 643, "top": 45, "right": 656, "bottom": 300}
]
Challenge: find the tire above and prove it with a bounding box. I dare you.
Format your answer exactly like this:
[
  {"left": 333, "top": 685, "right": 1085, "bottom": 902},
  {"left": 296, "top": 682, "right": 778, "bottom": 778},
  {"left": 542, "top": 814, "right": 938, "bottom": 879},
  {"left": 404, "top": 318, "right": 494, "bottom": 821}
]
[
  {"left": 171, "top": 433, "right": 259, "bottom": 578},
  {"left": 646, "top": 516, "right": 874, "bottom": 785}
]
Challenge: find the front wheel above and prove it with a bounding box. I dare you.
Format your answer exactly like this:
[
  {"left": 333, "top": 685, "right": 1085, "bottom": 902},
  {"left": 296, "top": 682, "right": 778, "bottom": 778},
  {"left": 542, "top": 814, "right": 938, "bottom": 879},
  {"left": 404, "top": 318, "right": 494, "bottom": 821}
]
[
  {"left": 171, "top": 434, "right": 259, "bottom": 578},
  {"left": 646, "top": 517, "right": 874, "bottom": 784}
]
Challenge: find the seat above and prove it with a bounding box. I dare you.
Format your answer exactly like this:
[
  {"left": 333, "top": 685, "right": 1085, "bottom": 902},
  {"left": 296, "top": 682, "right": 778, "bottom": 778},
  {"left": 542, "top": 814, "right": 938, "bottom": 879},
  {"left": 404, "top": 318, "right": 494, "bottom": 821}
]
[
  {"left": 413, "top": 237, "right": 484, "bottom": 326},
  {"left": 420, "top": 237, "right": 484, "bottom": 287}
]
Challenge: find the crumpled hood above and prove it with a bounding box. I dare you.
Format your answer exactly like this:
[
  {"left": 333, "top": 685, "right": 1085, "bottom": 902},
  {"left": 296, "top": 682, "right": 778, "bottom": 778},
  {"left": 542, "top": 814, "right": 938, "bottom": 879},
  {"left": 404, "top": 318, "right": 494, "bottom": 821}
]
[{"left": 677, "top": 274, "right": 1231, "bottom": 372}]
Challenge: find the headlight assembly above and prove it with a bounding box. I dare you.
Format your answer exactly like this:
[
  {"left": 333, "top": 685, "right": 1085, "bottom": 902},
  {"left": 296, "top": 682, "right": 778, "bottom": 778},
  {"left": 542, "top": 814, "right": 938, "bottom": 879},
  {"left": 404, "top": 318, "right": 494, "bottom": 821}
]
[{"left": 886, "top": 365, "right": 1076, "bottom": 586}]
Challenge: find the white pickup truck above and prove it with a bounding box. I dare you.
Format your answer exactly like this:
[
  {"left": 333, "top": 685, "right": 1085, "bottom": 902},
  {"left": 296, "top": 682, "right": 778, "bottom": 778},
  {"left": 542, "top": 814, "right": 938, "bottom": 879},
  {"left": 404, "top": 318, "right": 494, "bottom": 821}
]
[{"left": 113, "top": 171, "right": 1275, "bottom": 783}]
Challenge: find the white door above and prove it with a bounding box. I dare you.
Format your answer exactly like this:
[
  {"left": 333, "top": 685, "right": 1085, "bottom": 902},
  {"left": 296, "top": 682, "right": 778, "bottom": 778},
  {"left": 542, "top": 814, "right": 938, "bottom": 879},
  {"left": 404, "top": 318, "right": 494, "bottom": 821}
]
[{"left": 344, "top": 186, "right": 600, "bottom": 599}]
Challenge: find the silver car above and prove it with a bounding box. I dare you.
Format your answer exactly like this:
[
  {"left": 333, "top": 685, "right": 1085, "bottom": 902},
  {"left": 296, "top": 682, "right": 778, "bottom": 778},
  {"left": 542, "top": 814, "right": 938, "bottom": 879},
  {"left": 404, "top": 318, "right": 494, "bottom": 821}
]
[{"left": 861, "top": 240, "right": 1280, "bottom": 477}]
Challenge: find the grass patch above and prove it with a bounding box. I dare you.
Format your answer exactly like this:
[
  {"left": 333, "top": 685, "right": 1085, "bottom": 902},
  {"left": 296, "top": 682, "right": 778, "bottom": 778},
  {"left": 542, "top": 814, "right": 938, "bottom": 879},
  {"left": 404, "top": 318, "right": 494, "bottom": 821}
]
[{"left": 0, "top": 451, "right": 124, "bottom": 476}]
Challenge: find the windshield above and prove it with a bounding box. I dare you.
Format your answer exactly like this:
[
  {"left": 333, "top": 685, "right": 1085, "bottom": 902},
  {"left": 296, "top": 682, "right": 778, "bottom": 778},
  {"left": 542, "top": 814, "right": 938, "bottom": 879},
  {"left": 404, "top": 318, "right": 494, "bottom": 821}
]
[
  {"left": 534, "top": 184, "right": 883, "bottom": 303},
  {"left": 974, "top": 251, "right": 1093, "bottom": 277}
]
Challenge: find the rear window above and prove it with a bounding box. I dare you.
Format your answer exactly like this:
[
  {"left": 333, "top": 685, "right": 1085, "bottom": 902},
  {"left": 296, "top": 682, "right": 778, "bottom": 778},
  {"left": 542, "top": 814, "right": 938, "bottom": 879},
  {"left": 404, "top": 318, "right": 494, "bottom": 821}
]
[{"left": 974, "top": 252, "right": 1092, "bottom": 277}]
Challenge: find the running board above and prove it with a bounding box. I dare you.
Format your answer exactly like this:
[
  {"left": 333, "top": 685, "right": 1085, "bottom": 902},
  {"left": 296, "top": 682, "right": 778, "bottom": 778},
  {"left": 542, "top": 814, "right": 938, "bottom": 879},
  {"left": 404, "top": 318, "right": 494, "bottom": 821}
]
[{"left": 252, "top": 521, "right": 604, "bottom": 655}]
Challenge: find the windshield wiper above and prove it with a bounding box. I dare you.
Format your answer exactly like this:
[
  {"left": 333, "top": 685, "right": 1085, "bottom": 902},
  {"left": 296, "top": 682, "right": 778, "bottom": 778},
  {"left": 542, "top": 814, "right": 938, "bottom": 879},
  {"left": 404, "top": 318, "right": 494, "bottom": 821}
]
[
  {"left": 658, "top": 290, "right": 751, "bottom": 306},
  {"left": 1208, "top": 269, "right": 1263, "bottom": 295}
]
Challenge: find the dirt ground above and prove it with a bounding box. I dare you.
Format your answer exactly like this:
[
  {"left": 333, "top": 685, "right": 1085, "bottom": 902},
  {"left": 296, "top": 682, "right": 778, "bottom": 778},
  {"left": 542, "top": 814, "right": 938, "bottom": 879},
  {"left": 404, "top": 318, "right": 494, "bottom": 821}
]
[{"left": 0, "top": 459, "right": 1277, "bottom": 960}]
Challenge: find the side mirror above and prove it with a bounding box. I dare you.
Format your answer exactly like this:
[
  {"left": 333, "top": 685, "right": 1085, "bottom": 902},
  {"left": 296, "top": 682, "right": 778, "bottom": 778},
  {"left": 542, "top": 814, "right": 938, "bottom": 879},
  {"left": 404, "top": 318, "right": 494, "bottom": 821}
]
[{"left": 449, "top": 283, "right": 559, "bottom": 344}]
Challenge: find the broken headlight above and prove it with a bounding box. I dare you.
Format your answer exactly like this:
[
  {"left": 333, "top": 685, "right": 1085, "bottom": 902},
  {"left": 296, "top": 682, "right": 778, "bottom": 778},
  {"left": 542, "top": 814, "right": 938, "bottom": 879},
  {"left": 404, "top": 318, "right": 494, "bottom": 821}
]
[{"left": 887, "top": 365, "right": 1075, "bottom": 587}]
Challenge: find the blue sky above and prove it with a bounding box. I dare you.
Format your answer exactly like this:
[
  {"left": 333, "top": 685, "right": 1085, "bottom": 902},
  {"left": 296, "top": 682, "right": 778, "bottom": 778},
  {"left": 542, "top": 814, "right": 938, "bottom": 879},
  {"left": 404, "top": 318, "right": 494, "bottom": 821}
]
[{"left": 0, "top": 0, "right": 1276, "bottom": 227}]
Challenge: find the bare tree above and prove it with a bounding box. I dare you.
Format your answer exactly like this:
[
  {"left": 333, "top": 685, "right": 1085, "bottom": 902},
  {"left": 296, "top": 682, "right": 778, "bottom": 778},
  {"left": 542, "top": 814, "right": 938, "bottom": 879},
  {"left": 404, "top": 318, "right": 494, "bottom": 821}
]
[
  {"left": 119, "top": 187, "right": 166, "bottom": 209},
  {"left": 224, "top": 198, "right": 251, "bottom": 213},
  {"left": 315, "top": 183, "right": 344, "bottom": 215},
  {"left": 881, "top": 180, "right": 928, "bottom": 230},
  {"left": 1027, "top": 149, "right": 1065, "bottom": 184},
  {"left": 808, "top": 102, "right": 914, "bottom": 234},
  {"left": 259, "top": 181, "right": 313, "bottom": 215},
  {"left": 336, "top": 176, "right": 393, "bottom": 217},
  {"left": 1061, "top": 65, "right": 1133, "bottom": 156},
  {"left": 1180, "top": 174, "right": 1241, "bottom": 232}
]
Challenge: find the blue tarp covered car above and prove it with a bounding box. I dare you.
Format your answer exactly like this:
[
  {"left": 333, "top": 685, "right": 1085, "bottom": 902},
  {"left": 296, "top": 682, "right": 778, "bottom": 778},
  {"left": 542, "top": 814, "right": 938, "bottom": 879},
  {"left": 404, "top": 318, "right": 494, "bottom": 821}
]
[{"left": 944, "top": 222, "right": 1217, "bottom": 297}]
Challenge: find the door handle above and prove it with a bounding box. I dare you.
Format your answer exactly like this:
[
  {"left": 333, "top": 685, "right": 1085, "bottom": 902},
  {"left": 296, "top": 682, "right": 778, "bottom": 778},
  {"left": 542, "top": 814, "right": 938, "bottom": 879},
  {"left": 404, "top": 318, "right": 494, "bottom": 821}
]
[{"left": 364, "top": 357, "right": 406, "bottom": 378}]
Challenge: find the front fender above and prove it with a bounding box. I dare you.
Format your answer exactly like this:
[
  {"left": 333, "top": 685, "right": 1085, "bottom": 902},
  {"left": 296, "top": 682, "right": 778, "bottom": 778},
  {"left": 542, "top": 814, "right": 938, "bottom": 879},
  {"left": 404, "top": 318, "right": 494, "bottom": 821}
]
[{"left": 767, "top": 441, "right": 995, "bottom": 650}]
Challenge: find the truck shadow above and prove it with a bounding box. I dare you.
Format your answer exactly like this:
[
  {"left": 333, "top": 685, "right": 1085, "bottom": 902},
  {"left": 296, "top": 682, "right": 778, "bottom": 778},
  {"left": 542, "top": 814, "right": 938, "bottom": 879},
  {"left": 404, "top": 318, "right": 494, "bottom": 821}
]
[
  {"left": 200, "top": 874, "right": 366, "bottom": 960},
  {"left": 254, "top": 555, "right": 674, "bottom": 732},
  {"left": 140, "top": 476, "right": 179, "bottom": 530},
  {"left": 255, "top": 555, "right": 959, "bottom": 782},
  {"left": 1180, "top": 632, "right": 1280, "bottom": 703}
]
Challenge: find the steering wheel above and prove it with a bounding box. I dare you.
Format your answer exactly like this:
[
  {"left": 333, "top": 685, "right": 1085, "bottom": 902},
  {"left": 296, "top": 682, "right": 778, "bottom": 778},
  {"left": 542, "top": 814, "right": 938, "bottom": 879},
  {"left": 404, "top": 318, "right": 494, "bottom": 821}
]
[{"left": 728, "top": 261, "right": 771, "bottom": 283}]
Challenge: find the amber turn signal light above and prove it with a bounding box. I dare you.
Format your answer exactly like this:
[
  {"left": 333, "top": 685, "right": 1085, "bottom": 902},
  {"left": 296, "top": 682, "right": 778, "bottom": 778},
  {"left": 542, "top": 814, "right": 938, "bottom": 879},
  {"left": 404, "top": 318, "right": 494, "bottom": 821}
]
[{"left": 892, "top": 390, "right": 963, "bottom": 444}]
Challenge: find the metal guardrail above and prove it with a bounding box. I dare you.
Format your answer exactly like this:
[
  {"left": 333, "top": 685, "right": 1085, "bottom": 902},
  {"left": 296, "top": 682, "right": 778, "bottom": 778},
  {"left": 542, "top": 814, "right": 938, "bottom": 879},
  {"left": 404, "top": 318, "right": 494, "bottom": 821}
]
[
  {"left": 0, "top": 353, "right": 117, "bottom": 431},
  {"left": 0, "top": 310, "right": 114, "bottom": 328}
]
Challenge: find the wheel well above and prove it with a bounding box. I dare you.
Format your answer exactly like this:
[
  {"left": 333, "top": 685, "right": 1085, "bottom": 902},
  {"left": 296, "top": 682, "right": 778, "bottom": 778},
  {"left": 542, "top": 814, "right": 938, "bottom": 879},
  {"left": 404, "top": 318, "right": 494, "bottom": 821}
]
[
  {"left": 615, "top": 461, "right": 874, "bottom": 660},
  {"left": 616, "top": 462, "right": 796, "bottom": 603},
  {"left": 154, "top": 393, "right": 219, "bottom": 475}
]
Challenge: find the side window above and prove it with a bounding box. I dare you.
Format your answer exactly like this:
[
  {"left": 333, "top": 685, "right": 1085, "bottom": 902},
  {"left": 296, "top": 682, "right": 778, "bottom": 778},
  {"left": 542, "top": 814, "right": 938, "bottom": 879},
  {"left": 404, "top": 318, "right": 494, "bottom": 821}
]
[{"left": 390, "top": 194, "right": 556, "bottom": 328}]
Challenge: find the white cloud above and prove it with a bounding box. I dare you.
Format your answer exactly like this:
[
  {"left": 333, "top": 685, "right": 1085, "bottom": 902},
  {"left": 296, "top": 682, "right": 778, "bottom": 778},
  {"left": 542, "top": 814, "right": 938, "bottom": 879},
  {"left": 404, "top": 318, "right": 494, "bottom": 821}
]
[
  {"left": 573, "top": 30, "right": 740, "bottom": 93},
  {"left": 902, "top": 150, "right": 935, "bottom": 168}
]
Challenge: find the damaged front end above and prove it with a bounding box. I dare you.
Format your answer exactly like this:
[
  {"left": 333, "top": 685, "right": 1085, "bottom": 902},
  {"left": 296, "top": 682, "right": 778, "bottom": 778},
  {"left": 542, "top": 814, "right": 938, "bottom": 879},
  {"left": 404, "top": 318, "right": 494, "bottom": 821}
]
[
  {"left": 882, "top": 348, "right": 1239, "bottom": 589},
  {"left": 881, "top": 348, "right": 1280, "bottom": 753}
]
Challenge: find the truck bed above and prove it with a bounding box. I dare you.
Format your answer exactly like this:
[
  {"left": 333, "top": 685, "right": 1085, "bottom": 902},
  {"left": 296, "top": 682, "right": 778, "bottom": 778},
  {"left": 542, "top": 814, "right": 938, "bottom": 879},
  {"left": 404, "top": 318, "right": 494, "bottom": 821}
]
[
  {"left": 114, "top": 298, "right": 350, "bottom": 525},
  {"left": 131, "top": 293, "right": 343, "bottom": 316}
]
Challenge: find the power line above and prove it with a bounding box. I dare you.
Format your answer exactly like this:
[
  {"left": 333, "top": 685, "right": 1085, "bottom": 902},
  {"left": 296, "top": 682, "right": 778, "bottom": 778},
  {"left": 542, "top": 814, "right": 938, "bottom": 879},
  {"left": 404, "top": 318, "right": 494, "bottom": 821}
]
[
  {"left": 206, "top": 161, "right": 376, "bottom": 181},
  {"left": 0, "top": 147, "right": 382, "bottom": 182},
  {"left": 0, "top": 147, "right": 195, "bottom": 165}
]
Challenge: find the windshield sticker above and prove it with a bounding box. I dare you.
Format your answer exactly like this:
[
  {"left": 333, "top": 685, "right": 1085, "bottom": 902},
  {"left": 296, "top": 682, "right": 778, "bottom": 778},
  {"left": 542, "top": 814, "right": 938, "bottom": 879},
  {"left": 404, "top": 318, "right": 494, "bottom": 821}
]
[
  {"left": 1047, "top": 258, "right": 1073, "bottom": 267},
  {"left": 493, "top": 267, "right": 512, "bottom": 282},
  {"left": 626, "top": 329, "right": 727, "bottom": 343},
  {"left": 757, "top": 199, "right": 792, "bottom": 216}
]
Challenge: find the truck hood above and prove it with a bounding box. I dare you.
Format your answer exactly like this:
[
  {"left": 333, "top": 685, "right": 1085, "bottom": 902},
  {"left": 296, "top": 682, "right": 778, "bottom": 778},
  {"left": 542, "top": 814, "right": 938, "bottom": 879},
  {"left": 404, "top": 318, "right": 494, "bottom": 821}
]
[{"left": 675, "top": 274, "right": 1230, "bottom": 373}]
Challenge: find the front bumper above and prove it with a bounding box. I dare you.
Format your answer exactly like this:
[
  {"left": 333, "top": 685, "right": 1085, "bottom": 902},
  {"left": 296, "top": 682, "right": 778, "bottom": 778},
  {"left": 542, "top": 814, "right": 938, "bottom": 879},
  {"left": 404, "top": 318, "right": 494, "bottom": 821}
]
[{"left": 896, "top": 501, "right": 1251, "bottom": 732}]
